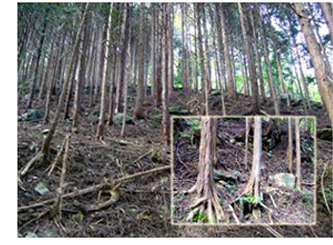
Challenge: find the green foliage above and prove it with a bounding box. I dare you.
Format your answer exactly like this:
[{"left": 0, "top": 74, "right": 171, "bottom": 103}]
[
  {"left": 172, "top": 204, "right": 179, "bottom": 213},
  {"left": 187, "top": 118, "right": 201, "bottom": 135},
  {"left": 191, "top": 210, "right": 208, "bottom": 222},
  {"left": 237, "top": 194, "right": 262, "bottom": 205}
]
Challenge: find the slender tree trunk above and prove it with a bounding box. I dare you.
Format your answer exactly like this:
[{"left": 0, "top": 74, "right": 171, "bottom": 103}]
[
  {"left": 64, "top": 46, "right": 79, "bottom": 120},
  {"left": 216, "top": 4, "right": 235, "bottom": 99},
  {"left": 196, "top": 4, "right": 209, "bottom": 115},
  {"left": 114, "top": 5, "right": 127, "bottom": 114},
  {"left": 161, "top": 3, "right": 170, "bottom": 147},
  {"left": 96, "top": 3, "right": 114, "bottom": 139},
  {"left": 134, "top": 3, "right": 146, "bottom": 119},
  {"left": 26, "top": 18, "right": 47, "bottom": 110},
  {"left": 107, "top": 53, "right": 117, "bottom": 126},
  {"left": 295, "top": 117, "right": 301, "bottom": 190},
  {"left": 193, "top": 6, "right": 199, "bottom": 93},
  {"left": 250, "top": 7, "right": 266, "bottom": 102},
  {"left": 93, "top": 22, "right": 103, "bottom": 105},
  {"left": 202, "top": 4, "right": 212, "bottom": 92},
  {"left": 239, "top": 3, "right": 260, "bottom": 113},
  {"left": 265, "top": 9, "right": 290, "bottom": 107},
  {"left": 242, "top": 117, "right": 262, "bottom": 199},
  {"left": 150, "top": 4, "right": 156, "bottom": 99},
  {"left": 209, "top": 6, "right": 226, "bottom": 115},
  {"left": 143, "top": 32, "right": 150, "bottom": 98},
  {"left": 295, "top": 3, "right": 333, "bottom": 124},
  {"left": 42, "top": 3, "right": 89, "bottom": 155},
  {"left": 73, "top": 16, "right": 88, "bottom": 127},
  {"left": 44, "top": 37, "right": 61, "bottom": 123},
  {"left": 121, "top": 5, "right": 132, "bottom": 137},
  {"left": 255, "top": 3, "right": 280, "bottom": 115},
  {"left": 38, "top": 32, "right": 56, "bottom": 101},
  {"left": 244, "top": 117, "right": 250, "bottom": 170},
  {"left": 89, "top": 22, "right": 99, "bottom": 107},
  {"left": 320, "top": 2, "right": 333, "bottom": 42},
  {"left": 230, "top": 45, "right": 237, "bottom": 96},
  {"left": 288, "top": 117, "right": 293, "bottom": 174},
  {"left": 168, "top": 3, "right": 174, "bottom": 98},
  {"left": 181, "top": 3, "right": 188, "bottom": 96},
  {"left": 289, "top": 18, "right": 312, "bottom": 111}
]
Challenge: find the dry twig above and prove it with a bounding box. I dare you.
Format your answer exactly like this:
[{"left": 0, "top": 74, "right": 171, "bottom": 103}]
[{"left": 18, "top": 165, "right": 170, "bottom": 212}]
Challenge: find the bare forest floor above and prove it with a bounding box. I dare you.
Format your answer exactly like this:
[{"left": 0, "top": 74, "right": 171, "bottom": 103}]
[
  {"left": 18, "top": 88, "right": 332, "bottom": 237},
  {"left": 173, "top": 118, "right": 315, "bottom": 225}
]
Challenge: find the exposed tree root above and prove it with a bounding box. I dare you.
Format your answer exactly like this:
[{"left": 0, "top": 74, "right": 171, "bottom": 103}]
[
  {"left": 75, "top": 182, "right": 122, "bottom": 212},
  {"left": 321, "top": 161, "right": 332, "bottom": 214},
  {"left": 228, "top": 204, "right": 240, "bottom": 224},
  {"left": 18, "top": 165, "right": 170, "bottom": 212},
  {"left": 234, "top": 195, "right": 274, "bottom": 224},
  {"left": 186, "top": 184, "right": 225, "bottom": 224}
]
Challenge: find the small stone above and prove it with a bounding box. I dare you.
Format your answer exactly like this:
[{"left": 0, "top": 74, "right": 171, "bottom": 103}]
[
  {"left": 269, "top": 173, "right": 296, "bottom": 189},
  {"left": 34, "top": 182, "right": 51, "bottom": 196}
]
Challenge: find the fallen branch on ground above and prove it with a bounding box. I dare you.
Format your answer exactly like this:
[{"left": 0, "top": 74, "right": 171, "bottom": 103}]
[
  {"left": 20, "top": 151, "right": 44, "bottom": 176},
  {"left": 47, "top": 135, "right": 67, "bottom": 176},
  {"left": 321, "top": 161, "right": 332, "bottom": 214},
  {"left": 18, "top": 165, "right": 170, "bottom": 212},
  {"left": 50, "top": 134, "right": 70, "bottom": 217}
]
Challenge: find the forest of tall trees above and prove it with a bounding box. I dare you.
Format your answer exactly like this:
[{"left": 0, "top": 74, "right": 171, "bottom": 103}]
[{"left": 17, "top": 2, "right": 332, "bottom": 238}]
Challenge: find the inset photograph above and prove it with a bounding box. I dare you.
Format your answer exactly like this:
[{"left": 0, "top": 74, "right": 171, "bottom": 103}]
[{"left": 171, "top": 116, "right": 316, "bottom": 225}]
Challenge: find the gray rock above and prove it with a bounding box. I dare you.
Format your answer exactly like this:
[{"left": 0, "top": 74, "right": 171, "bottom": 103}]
[
  {"left": 112, "top": 113, "right": 132, "bottom": 125},
  {"left": 269, "top": 173, "right": 296, "bottom": 189},
  {"left": 34, "top": 182, "right": 51, "bottom": 195},
  {"left": 18, "top": 109, "right": 43, "bottom": 121}
]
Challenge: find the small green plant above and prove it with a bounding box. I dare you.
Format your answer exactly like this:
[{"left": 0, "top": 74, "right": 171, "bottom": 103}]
[
  {"left": 173, "top": 204, "right": 179, "bottom": 213},
  {"left": 194, "top": 212, "right": 208, "bottom": 222},
  {"left": 237, "top": 194, "right": 262, "bottom": 204}
]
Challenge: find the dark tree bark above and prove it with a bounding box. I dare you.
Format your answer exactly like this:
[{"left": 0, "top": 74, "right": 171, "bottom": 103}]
[
  {"left": 287, "top": 117, "right": 293, "bottom": 174},
  {"left": 161, "top": 3, "right": 170, "bottom": 147},
  {"left": 120, "top": 4, "right": 131, "bottom": 136},
  {"left": 26, "top": 14, "right": 48, "bottom": 110},
  {"left": 150, "top": 4, "right": 156, "bottom": 99},
  {"left": 295, "top": 117, "right": 301, "bottom": 190},
  {"left": 73, "top": 15, "right": 89, "bottom": 127},
  {"left": 134, "top": 3, "right": 146, "bottom": 119}
]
